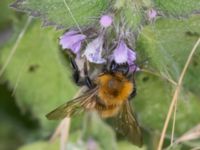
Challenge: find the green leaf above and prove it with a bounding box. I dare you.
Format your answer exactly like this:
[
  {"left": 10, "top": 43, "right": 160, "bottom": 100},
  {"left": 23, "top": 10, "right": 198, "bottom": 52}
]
[
  {"left": 0, "top": 20, "right": 77, "bottom": 131},
  {"left": 0, "top": 121, "right": 23, "bottom": 150},
  {"left": 134, "top": 73, "right": 200, "bottom": 136},
  {"left": 11, "top": 0, "right": 109, "bottom": 29},
  {"left": 154, "top": 0, "right": 200, "bottom": 16},
  {"left": 18, "top": 135, "right": 89, "bottom": 150},
  {"left": 118, "top": 141, "right": 146, "bottom": 150},
  {"left": 0, "top": 0, "right": 15, "bottom": 29},
  {"left": 137, "top": 15, "right": 200, "bottom": 82},
  {"left": 184, "top": 49, "right": 200, "bottom": 97},
  {"left": 166, "top": 144, "right": 182, "bottom": 150},
  {"left": 0, "top": 0, "right": 18, "bottom": 47},
  {"left": 18, "top": 140, "right": 59, "bottom": 150},
  {"left": 82, "top": 112, "right": 117, "bottom": 150}
]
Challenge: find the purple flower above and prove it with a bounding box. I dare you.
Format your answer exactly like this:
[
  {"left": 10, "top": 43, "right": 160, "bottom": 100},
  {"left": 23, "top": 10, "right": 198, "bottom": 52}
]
[
  {"left": 112, "top": 40, "right": 136, "bottom": 64},
  {"left": 148, "top": 9, "right": 157, "bottom": 21},
  {"left": 83, "top": 36, "right": 106, "bottom": 64},
  {"left": 111, "top": 40, "right": 138, "bottom": 72},
  {"left": 99, "top": 15, "right": 113, "bottom": 28},
  {"left": 59, "top": 30, "right": 86, "bottom": 54}
]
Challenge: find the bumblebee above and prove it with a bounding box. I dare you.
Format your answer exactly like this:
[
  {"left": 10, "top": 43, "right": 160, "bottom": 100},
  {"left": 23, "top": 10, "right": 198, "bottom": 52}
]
[{"left": 46, "top": 59, "right": 143, "bottom": 147}]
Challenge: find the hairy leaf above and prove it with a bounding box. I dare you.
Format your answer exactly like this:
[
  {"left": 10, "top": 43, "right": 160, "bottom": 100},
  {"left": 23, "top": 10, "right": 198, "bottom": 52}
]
[
  {"left": 155, "top": 0, "right": 200, "bottom": 16},
  {"left": 11, "top": 0, "right": 109, "bottom": 29},
  {"left": 137, "top": 15, "right": 200, "bottom": 83},
  {"left": 135, "top": 15, "right": 200, "bottom": 137}
]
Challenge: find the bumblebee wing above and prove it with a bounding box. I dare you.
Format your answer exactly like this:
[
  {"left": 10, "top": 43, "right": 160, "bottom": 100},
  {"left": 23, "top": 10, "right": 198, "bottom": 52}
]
[
  {"left": 46, "top": 88, "right": 98, "bottom": 120},
  {"left": 115, "top": 101, "right": 143, "bottom": 147}
]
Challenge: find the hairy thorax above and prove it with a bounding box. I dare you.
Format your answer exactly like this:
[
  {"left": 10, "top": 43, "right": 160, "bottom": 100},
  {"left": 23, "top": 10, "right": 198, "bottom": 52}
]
[{"left": 96, "top": 72, "right": 133, "bottom": 106}]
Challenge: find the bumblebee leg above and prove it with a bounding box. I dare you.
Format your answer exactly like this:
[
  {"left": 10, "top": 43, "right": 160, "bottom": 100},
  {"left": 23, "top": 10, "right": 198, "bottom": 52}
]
[
  {"left": 70, "top": 56, "right": 95, "bottom": 89},
  {"left": 129, "top": 88, "right": 137, "bottom": 100},
  {"left": 129, "top": 78, "right": 137, "bottom": 100},
  {"left": 83, "top": 61, "right": 94, "bottom": 89},
  {"left": 70, "top": 57, "right": 85, "bottom": 86}
]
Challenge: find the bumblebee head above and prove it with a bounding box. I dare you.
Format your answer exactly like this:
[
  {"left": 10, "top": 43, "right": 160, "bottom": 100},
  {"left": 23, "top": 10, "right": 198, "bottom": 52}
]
[{"left": 109, "top": 60, "right": 129, "bottom": 75}]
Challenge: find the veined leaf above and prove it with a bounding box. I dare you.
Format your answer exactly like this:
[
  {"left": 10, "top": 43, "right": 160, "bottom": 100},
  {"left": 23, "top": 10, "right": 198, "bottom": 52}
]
[
  {"left": 135, "top": 14, "right": 200, "bottom": 137},
  {"left": 137, "top": 15, "right": 200, "bottom": 82},
  {"left": 134, "top": 73, "right": 200, "bottom": 136},
  {"left": 10, "top": 0, "right": 109, "bottom": 29}
]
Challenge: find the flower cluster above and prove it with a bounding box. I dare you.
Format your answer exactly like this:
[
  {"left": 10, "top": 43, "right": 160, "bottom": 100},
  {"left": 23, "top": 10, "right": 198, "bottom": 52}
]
[{"left": 59, "top": 15, "right": 138, "bottom": 72}]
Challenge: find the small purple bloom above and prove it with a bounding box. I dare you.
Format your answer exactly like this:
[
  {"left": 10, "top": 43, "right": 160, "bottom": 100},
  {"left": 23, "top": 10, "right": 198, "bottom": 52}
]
[
  {"left": 148, "top": 9, "right": 157, "bottom": 21},
  {"left": 112, "top": 40, "right": 138, "bottom": 72},
  {"left": 83, "top": 36, "right": 106, "bottom": 64},
  {"left": 59, "top": 30, "right": 86, "bottom": 54},
  {"left": 100, "top": 15, "right": 113, "bottom": 28},
  {"left": 112, "top": 40, "right": 136, "bottom": 64}
]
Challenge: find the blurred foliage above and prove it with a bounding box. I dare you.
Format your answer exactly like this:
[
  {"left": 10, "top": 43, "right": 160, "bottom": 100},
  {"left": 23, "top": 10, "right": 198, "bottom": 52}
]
[
  {"left": 18, "top": 140, "right": 59, "bottom": 150},
  {"left": 118, "top": 141, "right": 146, "bottom": 150},
  {"left": 0, "top": 19, "right": 78, "bottom": 133},
  {"left": 0, "top": 83, "right": 38, "bottom": 150},
  {"left": 0, "top": 0, "right": 200, "bottom": 150},
  {"left": 0, "top": 0, "right": 15, "bottom": 29},
  {"left": 82, "top": 113, "right": 117, "bottom": 150}
]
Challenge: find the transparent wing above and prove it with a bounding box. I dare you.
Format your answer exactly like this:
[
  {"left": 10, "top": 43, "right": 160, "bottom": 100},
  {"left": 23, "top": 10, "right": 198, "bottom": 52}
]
[
  {"left": 46, "top": 88, "right": 98, "bottom": 120},
  {"left": 115, "top": 100, "right": 143, "bottom": 147}
]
